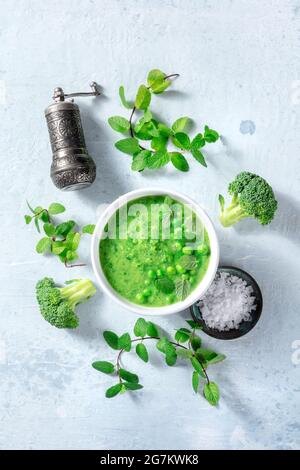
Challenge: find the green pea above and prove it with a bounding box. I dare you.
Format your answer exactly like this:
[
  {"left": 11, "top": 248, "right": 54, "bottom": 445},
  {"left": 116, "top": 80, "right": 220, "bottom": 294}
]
[
  {"left": 166, "top": 266, "right": 176, "bottom": 275},
  {"left": 182, "top": 246, "right": 193, "bottom": 255},
  {"left": 148, "top": 270, "right": 156, "bottom": 280},
  {"left": 135, "top": 293, "right": 145, "bottom": 303},
  {"left": 176, "top": 264, "right": 186, "bottom": 274},
  {"left": 156, "top": 269, "right": 164, "bottom": 278},
  {"left": 190, "top": 269, "right": 197, "bottom": 276},
  {"left": 144, "top": 279, "right": 151, "bottom": 286},
  {"left": 190, "top": 276, "right": 196, "bottom": 285},
  {"left": 181, "top": 273, "right": 189, "bottom": 280},
  {"left": 173, "top": 241, "right": 182, "bottom": 251},
  {"left": 166, "top": 295, "right": 175, "bottom": 304},
  {"left": 197, "top": 243, "right": 210, "bottom": 255},
  {"left": 143, "top": 288, "right": 152, "bottom": 297}
]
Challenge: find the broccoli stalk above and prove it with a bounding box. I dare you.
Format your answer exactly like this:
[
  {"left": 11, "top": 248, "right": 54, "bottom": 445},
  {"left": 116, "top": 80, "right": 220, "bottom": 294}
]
[
  {"left": 219, "top": 172, "right": 278, "bottom": 228},
  {"left": 36, "top": 277, "right": 96, "bottom": 329}
]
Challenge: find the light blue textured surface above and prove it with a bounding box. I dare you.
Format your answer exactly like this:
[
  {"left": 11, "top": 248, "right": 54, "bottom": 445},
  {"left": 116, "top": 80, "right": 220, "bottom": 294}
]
[{"left": 0, "top": 0, "right": 299, "bottom": 450}]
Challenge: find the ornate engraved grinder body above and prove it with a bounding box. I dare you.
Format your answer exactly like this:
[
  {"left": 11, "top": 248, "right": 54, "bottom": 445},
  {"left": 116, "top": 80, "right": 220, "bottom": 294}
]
[{"left": 45, "top": 82, "right": 100, "bottom": 190}]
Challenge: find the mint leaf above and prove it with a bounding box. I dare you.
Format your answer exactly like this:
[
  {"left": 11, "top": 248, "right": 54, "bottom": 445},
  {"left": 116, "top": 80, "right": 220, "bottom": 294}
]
[
  {"left": 175, "top": 278, "right": 190, "bottom": 300},
  {"left": 103, "top": 331, "right": 119, "bottom": 350},
  {"left": 131, "top": 150, "right": 151, "bottom": 171},
  {"left": 51, "top": 241, "right": 66, "bottom": 255},
  {"left": 136, "top": 343, "right": 149, "bottom": 363},
  {"left": 36, "top": 237, "right": 51, "bottom": 254},
  {"left": 115, "top": 138, "right": 140, "bottom": 155},
  {"left": 186, "top": 320, "right": 203, "bottom": 330},
  {"left": 178, "top": 255, "right": 197, "bottom": 270},
  {"left": 151, "top": 80, "right": 171, "bottom": 94},
  {"left": 169, "top": 152, "right": 189, "bottom": 172},
  {"left": 147, "top": 69, "right": 166, "bottom": 87},
  {"left": 172, "top": 132, "right": 191, "bottom": 150},
  {"left": 204, "top": 125, "right": 219, "bottom": 143},
  {"left": 203, "top": 382, "right": 220, "bottom": 406},
  {"left": 156, "top": 277, "right": 175, "bottom": 294},
  {"left": 55, "top": 220, "right": 76, "bottom": 237},
  {"left": 146, "top": 321, "right": 159, "bottom": 337},
  {"left": 119, "top": 86, "right": 133, "bottom": 109},
  {"left": 191, "top": 357, "right": 204, "bottom": 375},
  {"left": 196, "top": 348, "right": 219, "bottom": 363},
  {"left": 119, "top": 369, "right": 139, "bottom": 383},
  {"left": 108, "top": 116, "right": 130, "bottom": 133},
  {"left": 43, "top": 223, "right": 55, "bottom": 237},
  {"left": 191, "top": 147, "right": 207, "bottom": 167},
  {"left": 134, "top": 318, "right": 148, "bottom": 337},
  {"left": 158, "top": 123, "right": 173, "bottom": 137},
  {"left": 176, "top": 348, "right": 193, "bottom": 359},
  {"left": 123, "top": 382, "right": 143, "bottom": 391},
  {"left": 48, "top": 203, "right": 65, "bottom": 215},
  {"left": 218, "top": 194, "right": 225, "bottom": 212},
  {"left": 191, "top": 336, "right": 202, "bottom": 351},
  {"left": 165, "top": 351, "right": 177, "bottom": 366},
  {"left": 147, "top": 149, "right": 170, "bottom": 169},
  {"left": 192, "top": 133, "right": 206, "bottom": 149},
  {"left": 156, "top": 337, "right": 171, "bottom": 354},
  {"left": 118, "top": 333, "right": 131, "bottom": 352},
  {"left": 175, "top": 328, "right": 191, "bottom": 343},
  {"left": 151, "top": 136, "right": 168, "bottom": 151},
  {"left": 66, "top": 250, "right": 78, "bottom": 262},
  {"left": 92, "top": 361, "right": 115, "bottom": 374},
  {"left": 135, "top": 84, "right": 151, "bottom": 110},
  {"left": 105, "top": 383, "right": 122, "bottom": 398},
  {"left": 172, "top": 117, "right": 191, "bottom": 133},
  {"left": 24, "top": 215, "right": 32, "bottom": 224},
  {"left": 82, "top": 224, "right": 95, "bottom": 234},
  {"left": 192, "top": 371, "right": 199, "bottom": 393},
  {"left": 207, "top": 354, "right": 226, "bottom": 365}
]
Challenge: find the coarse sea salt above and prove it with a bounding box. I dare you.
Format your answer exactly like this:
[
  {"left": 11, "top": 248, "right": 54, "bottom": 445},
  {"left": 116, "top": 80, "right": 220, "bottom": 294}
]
[{"left": 197, "top": 272, "right": 257, "bottom": 331}]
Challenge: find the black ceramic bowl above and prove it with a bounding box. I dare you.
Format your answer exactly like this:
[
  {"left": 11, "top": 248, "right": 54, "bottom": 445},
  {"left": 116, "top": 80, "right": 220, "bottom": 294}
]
[{"left": 190, "top": 266, "right": 263, "bottom": 340}]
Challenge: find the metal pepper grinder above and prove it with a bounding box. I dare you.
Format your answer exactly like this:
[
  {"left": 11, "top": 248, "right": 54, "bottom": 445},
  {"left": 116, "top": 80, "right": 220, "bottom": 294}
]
[{"left": 45, "top": 82, "right": 100, "bottom": 190}]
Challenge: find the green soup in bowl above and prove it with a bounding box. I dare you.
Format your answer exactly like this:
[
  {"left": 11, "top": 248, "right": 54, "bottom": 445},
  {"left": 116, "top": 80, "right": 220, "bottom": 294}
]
[{"left": 99, "top": 195, "right": 211, "bottom": 307}]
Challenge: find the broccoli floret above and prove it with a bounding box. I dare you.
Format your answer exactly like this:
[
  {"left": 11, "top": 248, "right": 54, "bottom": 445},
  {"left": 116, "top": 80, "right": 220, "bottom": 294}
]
[
  {"left": 219, "top": 172, "right": 278, "bottom": 227},
  {"left": 36, "top": 277, "right": 96, "bottom": 328}
]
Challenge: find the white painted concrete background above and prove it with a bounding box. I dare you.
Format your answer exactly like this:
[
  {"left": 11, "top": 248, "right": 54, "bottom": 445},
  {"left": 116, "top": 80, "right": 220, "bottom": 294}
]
[{"left": 0, "top": 0, "right": 299, "bottom": 450}]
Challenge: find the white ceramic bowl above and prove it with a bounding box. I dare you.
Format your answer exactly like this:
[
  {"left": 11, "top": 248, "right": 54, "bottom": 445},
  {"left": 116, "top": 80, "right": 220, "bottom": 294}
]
[{"left": 91, "top": 188, "right": 219, "bottom": 316}]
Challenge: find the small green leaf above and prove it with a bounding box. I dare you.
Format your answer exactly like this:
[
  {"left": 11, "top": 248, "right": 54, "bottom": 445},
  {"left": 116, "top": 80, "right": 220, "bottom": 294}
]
[
  {"left": 55, "top": 220, "right": 76, "bottom": 237},
  {"left": 147, "top": 69, "right": 166, "bottom": 87},
  {"left": 135, "top": 84, "right": 151, "bottom": 110},
  {"left": 131, "top": 150, "right": 151, "bottom": 171},
  {"left": 158, "top": 123, "right": 173, "bottom": 137},
  {"left": 105, "top": 383, "right": 122, "bottom": 398},
  {"left": 175, "top": 328, "right": 191, "bottom": 343},
  {"left": 24, "top": 215, "right": 32, "bottom": 224},
  {"left": 156, "top": 277, "right": 175, "bottom": 294},
  {"left": 165, "top": 351, "right": 177, "bottom": 366},
  {"left": 136, "top": 343, "right": 149, "bottom": 363},
  {"left": 71, "top": 232, "right": 81, "bottom": 250},
  {"left": 151, "top": 80, "right": 171, "bottom": 94},
  {"left": 36, "top": 237, "right": 51, "bottom": 254},
  {"left": 169, "top": 152, "right": 189, "bottom": 172},
  {"left": 191, "top": 357, "right": 204, "bottom": 375},
  {"left": 175, "top": 278, "right": 190, "bottom": 300},
  {"left": 203, "top": 382, "right": 220, "bottom": 406},
  {"left": 147, "top": 149, "right": 170, "bottom": 169},
  {"left": 82, "top": 224, "right": 95, "bottom": 235},
  {"left": 43, "top": 223, "right": 55, "bottom": 237},
  {"left": 192, "top": 133, "right": 206, "bottom": 149},
  {"left": 108, "top": 116, "right": 130, "bottom": 133},
  {"left": 119, "top": 369, "right": 139, "bottom": 383},
  {"left": 34, "top": 206, "right": 44, "bottom": 218},
  {"left": 178, "top": 255, "right": 197, "bottom": 270},
  {"left": 51, "top": 241, "right": 66, "bottom": 255},
  {"left": 92, "top": 361, "right": 115, "bottom": 374},
  {"left": 103, "top": 331, "right": 119, "bottom": 350},
  {"left": 207, "top": 354, "right": 226, "bottom": 365},
  {"left": 134, "top": 318, "right": 148, "bottom": 337},
  {"left": 146, "top": 321, "right": 159, "bottom": 337},
  {"left": 119, "top": 86, "right": 133, "bottom": 109},
  {"left": 156, "top": 337, "right": 170, "bottom": 354},
  {"left": 186, "top": 320, "right": 203, "bottom": 330},
  {"left": 48, "top": 203, "right": 65, "bottom": 215},
  {"left": 177, "top": 348, "right": 193, "bottom": 359},
  {"left": 172, "top": 132, "right": 191, "bottom": 150},
  {"left": 172, "top": 117, "right": 191, "bottom": 133},
  {"left": 196, "top": 348, "right": 218, "bottom": 363},
  {"left": 191, "top": 336, "right": 202, "bottom": 351},
  {"left": 66, "top": 250, "right": 78, "bottom": 262},
  {"left": 118, "top": 333, "right": 131, "bottom": 352},
  {"left": 191, "top": 147, "right": 207, "bottom": 167},
  {"left": 34, "top": 217, "right": 40, "bottom": 233},
  {"left": 123, "top": 382, "right": 143, "bottom": 391},
  {"left": 192, "top": 371, "right": 199, "bottom": 393},
  {"left": 218, "top": 194, "right": 225, "bottom": 212},
  {"left": 115, "top": 138, "right": 140, "bottom": 155},
  {"left": 204, "top": 125, "right": 219, "bottom": 143},
  {"left": 151, "top": 136, "right": 168, "bottom": 151}
]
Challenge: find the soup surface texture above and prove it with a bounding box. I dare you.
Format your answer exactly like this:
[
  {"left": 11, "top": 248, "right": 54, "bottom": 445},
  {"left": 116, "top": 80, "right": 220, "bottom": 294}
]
[{"left": 99, "top": 195, "right": 211, "bottom": 307}]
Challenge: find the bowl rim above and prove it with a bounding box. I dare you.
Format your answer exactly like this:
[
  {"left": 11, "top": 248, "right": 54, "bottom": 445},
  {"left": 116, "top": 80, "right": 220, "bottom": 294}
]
[{"left": 91, "top": 188, "right": 219, "bottom": 316}]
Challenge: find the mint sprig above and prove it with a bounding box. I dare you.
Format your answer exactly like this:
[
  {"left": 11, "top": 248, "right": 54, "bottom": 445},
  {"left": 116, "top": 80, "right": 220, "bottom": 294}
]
[
  {"left": 24, "top": 201, "right": 95, "bottom": 268},
  {"left": 92, "top": 318, "right": 225, "bottom": 406},
  {"left": 108, "top": 69, "right": 220, "bottom": 172}
]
